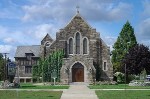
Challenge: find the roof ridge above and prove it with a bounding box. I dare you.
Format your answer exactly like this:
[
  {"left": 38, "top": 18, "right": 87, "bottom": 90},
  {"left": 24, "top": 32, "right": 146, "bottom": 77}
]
[{"left": 64, "top": 11, "right": 92, "bottom": 29}]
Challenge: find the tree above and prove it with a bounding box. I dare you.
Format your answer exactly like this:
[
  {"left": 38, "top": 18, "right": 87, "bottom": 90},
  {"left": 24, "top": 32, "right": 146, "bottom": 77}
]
[
  {"left": 32, "top": 49, "right": 64, "bottom": 82},
  {"left": 122, "top": 44, "right": 150, "bottom": 75},
  {"left": 0, "top": 54, "right": 4, "bottom": 81},
  {"left": 111, "top": 21, "right": 137, "bottom": 72}
]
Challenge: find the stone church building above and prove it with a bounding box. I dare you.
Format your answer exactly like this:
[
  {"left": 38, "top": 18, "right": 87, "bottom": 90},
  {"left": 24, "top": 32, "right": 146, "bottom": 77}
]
[{"left": 15, "top": 11, "right": 113, "bottom": 83}]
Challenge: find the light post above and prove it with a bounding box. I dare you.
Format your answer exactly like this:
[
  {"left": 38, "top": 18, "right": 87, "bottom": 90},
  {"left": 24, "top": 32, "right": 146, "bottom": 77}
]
[
  {"left": 51, "top": 69, "right": 57, "bottom": 86},
  {"left": 125, "top": 63, "right": 126, "bottom": 96}
]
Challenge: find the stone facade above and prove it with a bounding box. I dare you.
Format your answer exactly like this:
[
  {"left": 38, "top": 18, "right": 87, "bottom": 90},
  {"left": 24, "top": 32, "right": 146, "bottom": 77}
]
[
  {"left": 15, "top": 11, "right": 113, "bottom": 83},
  {"left": 41, "top": 12, "right": 113, "bottom": 83},
  {"left": 14, "top": 45, "right": 40, "bottom": 83}
]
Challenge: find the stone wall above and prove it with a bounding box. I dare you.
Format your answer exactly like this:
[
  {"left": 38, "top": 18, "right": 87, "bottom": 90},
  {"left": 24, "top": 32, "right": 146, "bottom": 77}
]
[
  {"left": 60, "top": 55, "right": 96, "bottom": 84},
  {"left": 41, "top": 13, "right": 113, "bottom": 82}
]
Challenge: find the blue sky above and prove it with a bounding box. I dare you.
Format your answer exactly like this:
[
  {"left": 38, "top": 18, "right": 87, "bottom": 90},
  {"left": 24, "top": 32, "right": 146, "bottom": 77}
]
[{"left": 0, "top": 0, "right": 150, "bottom": 60}]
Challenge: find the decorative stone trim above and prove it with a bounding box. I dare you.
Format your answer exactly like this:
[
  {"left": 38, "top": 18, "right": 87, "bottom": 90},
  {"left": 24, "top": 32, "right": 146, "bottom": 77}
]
[
  {"left": 67, "top": 37, "right": 74, "bottom": 55},
  {"left": 82, "top": 37, "right": 89, "bottom": 55}
]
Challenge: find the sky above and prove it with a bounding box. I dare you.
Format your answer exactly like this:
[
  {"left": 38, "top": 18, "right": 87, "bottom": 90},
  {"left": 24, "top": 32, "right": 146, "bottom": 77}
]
[{"left": 0, "top": 0, "right": 150, "bottom": 60}]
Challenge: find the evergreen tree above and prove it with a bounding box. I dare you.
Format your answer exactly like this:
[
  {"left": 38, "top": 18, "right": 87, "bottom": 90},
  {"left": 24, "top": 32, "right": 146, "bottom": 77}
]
[{"left": 112, "top": 21, "right": 137, "bottom": 72}]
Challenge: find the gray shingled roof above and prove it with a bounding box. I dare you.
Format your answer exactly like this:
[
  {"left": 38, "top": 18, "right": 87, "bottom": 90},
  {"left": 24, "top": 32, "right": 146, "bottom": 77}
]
[{"left": 15, "top": 45, "right": 41, "bottom": 57}]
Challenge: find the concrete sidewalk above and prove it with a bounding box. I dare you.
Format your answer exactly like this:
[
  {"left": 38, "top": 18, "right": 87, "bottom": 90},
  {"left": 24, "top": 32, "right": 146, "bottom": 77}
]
[{"left": 61, "top": 85, "right": 98, "bottom": 99}]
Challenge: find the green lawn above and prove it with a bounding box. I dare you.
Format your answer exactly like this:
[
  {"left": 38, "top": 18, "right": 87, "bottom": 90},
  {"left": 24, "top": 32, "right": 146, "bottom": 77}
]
[
  {"left": 19, "top": 83, "right": 69, "bottom": 89},
  {"left": 89, "top": 84, "right": 150, "bottom": 89},
  {"left": 0, "top": 90, "right": 62, "bottom": 99},
  {"left": 96, "top": 90, "right": 150, "bottom": 99}
]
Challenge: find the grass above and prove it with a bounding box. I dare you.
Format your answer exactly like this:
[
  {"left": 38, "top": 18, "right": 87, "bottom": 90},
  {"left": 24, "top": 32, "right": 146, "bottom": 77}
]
[
  {"left": 19, "top": 83, "right": 69, "bottom": 89},
  {"left": 96, "top": 90, "right": 150, "bottom": 99},
  {"left": 0, "top": 90, "right": 62, "bottom": 99},
  {"left": 89, "top": 84, "right": 150, "bottom": 89}
]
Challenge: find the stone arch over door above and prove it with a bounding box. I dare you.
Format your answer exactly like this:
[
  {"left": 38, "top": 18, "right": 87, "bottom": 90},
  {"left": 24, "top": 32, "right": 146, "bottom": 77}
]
[{"left": 72, "top": 62, "right": 84, "bottom": 82}]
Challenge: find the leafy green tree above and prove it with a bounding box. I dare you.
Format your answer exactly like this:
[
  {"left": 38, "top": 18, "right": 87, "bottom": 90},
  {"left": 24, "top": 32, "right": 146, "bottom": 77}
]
[
  {"left": 112, "top": 21, "right": 137, "bottom": 72},
  {"left": 32, "top": 49, "right": 64, "bottom": 82},
  {"left": 122, "top": 44, "right": 150, "bottom": 75},
  {"left": 32, "top": 58, "right": 44, "bottom": 82},
  {"left": 0, "top": 54, "right": 4, "bottom": 81}
]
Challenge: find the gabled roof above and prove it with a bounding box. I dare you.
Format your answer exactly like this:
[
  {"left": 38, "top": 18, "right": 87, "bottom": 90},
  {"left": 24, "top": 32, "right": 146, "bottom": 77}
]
[
  {"left": 64, "top": 11, "right": 92, "bottom": 29},
  {"left": 15, "top": 45, "right": 41, "bottom": 58},
  {"left": 41, "top": 33, "right": 53, "bottom": 43}
]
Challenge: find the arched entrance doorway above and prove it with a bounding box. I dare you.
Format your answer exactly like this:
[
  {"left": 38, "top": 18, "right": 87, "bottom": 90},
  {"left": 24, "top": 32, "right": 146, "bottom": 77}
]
[{"left": 72, "top": 62, "right": 84, "bottom": 82}]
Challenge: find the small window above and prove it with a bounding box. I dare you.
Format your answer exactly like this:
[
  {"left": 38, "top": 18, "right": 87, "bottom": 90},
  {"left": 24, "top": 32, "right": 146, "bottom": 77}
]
[
  {"left": 103, "top": 62, "right": 107, "bottom": 71},
  {"left": 26, "top": 53, "right": 33, "bottom": 60},
  {"left": 26, "top": 79, "right": 31, "bottom": 82},
  {"left": 25, "top": 66, "right": 32, "bottom": 73},
  {"left": 20, "top": 79, "right": 24, "bottom": 83},
  {"left": 44, "top": 41, "right": 51, "bottom": 47},
  {"left": 69, "top": 38, "right": 73, "bottom": 54}
]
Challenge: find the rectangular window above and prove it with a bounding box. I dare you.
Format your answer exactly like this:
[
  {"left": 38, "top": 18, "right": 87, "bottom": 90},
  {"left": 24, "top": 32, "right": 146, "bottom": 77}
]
[
  {"left": 25, "top": 66, "right": 32, "bottom": 73},
  {"left": 103, "top": 62, "right": 107, "bottom": 71}
]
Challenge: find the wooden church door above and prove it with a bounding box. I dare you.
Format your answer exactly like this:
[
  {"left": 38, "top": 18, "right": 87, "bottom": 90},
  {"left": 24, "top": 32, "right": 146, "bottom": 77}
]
[{"left": 72, "top": 62, "right": 84, "bottom": 82}]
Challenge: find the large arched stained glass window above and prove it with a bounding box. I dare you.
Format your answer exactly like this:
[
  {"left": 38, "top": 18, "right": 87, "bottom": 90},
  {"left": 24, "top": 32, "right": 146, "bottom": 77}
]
[
  {"left": 76, "top": 33, "right": 80, "bottom": 54},
  {"left": 83, "top": 38, "right": 88, "bottom": 54},
  {"left": 69, "top": 38, "right": 73, "bottom": 54}
]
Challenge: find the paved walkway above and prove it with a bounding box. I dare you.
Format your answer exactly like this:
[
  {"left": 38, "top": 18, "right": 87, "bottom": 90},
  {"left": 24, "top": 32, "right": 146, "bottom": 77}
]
[
  {"left": 0, "top": 89, "right": 66, "bottom": 91},
  {"left": 61, "top": 85, "right": 98, "bottom": 99}
]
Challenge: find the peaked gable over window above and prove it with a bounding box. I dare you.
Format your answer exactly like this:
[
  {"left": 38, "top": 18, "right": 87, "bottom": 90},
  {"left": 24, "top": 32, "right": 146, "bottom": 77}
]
[{"left": 41, "top": 34, "right": 53, "bottom": 45}]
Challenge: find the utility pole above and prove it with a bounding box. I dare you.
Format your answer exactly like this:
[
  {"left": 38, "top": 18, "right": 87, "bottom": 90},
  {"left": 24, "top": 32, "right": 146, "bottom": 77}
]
[{"left": 0, "top": 53, "right": 9, "bottom": 80}]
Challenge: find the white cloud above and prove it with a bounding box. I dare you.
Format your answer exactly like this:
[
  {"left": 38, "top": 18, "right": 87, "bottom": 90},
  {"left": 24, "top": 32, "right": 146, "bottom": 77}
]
[
  {"left": 0, "top": 45, "right": 13, "bottom": 53},
  {"left": 104, "top": 36, "right": 117, "bottom": 46},
  {"left": 138, "top": 18, "right": 150, "bottom": 39},
  {"left": 140, "top": 40, "right": 150, "bottom": 47},
  {"left": 21, "top": 0, "right": 132, "bottom": 22},
  {"left": 102, "top": 36, "right": 117, "bottom": 51},
  {"left": 34, "top": 24, "right": 57, "bottom": 39},
  {"left": 136, "top": 0, "right": 150, "bottom": 47},
  {"left": 142, "top": 0, "right": 150, "bottom": 17},
  {"left": 0, "top": 26, "right": 8, "bottom": 38},
  {"left": 0, "top": 0, "right": 22, "bottom": 19},
  {"left": 27, "top": 23, "right": 57, "bottom": 40},
  {"left": 22, "top": 5, "right": 53, "bottom": 22},
  {"left": 3, "top": 37, "right": 16, "bottom": 43},
  {"left": 82, "top": 2, "right": 132, "bottom": 21},
  {"left": 138, "top": 0, "right": 150, "bottom": 39}
]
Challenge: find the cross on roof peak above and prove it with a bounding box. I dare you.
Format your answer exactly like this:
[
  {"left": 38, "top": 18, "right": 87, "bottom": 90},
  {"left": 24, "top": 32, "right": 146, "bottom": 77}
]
[{"left": 76, "top": 5, "right": 80, "bottom": 13}]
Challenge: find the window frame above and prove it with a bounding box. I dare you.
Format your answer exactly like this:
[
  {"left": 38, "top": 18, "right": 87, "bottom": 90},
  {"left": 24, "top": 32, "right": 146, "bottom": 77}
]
[
  {"left": 83, "top": 37, "right": 88, "bottom": 55},
  {"left": 75, "top": 32, "right": 80, "bottom": 54},
  {"left": 25, "top": 66, "right": 32, "bottom": 74},
  {"left": 103, "top": 61, "right": 108, "bottom": 71},
  {"left": 68, "top": 38, "right": 74, "bottom": 54}
]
